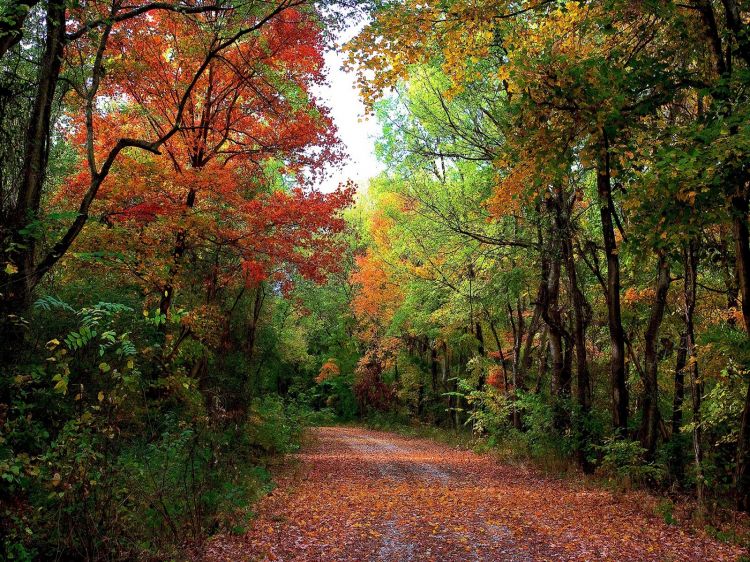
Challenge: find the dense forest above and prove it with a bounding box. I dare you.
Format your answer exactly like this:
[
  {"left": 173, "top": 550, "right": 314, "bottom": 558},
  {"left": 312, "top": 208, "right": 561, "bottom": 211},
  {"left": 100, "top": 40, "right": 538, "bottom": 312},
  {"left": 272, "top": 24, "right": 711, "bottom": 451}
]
[{"left": 3, "top": 0, "right": 750, "bottom": 559}]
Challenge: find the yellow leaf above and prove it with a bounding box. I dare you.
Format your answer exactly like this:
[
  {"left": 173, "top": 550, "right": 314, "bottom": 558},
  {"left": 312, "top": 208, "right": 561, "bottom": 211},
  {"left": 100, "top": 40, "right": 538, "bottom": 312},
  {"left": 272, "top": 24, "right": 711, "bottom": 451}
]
[{"left": 98, "top": 391, "right": 104, "bottom": 402}]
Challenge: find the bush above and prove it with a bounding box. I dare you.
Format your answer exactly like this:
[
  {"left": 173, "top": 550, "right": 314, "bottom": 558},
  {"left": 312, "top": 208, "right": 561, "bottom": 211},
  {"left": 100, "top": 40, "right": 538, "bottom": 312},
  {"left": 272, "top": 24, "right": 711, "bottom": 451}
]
[
  {"left": 1, "top": 298, "right": 304, "bottom": 560},
  {"left": 246, "top": 396, "right": 303, "bottom": 455},
  {"left": 596, "top": 437, "right": 667, "bottom": 488}
]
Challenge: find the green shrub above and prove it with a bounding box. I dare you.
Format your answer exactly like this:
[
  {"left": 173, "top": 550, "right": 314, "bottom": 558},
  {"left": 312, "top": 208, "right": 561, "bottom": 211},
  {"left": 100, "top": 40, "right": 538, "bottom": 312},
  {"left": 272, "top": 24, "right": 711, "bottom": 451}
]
[
  {"left": 246, "top": 396, "right": 303, "bottom": 455},
  {"left": 596, "top": 437, "right": 667, "bottom": 488},
  {"left": 655, "top": 499, "right": 677, "bottom": 525},
  {"left": 1, "top": 297, "right": 300, "bottom": 560}
]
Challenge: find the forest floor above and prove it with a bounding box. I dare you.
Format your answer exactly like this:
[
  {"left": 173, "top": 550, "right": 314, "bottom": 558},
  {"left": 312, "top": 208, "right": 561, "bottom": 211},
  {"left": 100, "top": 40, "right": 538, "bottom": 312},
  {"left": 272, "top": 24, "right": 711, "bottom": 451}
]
[{"left": 202, "top": 426, "right": 748, "bottom": 561}]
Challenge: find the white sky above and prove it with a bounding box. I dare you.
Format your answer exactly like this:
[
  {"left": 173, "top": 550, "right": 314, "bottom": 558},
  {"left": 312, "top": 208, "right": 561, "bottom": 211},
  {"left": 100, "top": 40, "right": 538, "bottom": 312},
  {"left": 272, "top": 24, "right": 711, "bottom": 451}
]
[{"left": 311, "top": 34, "right": 383, "bottom": 193}]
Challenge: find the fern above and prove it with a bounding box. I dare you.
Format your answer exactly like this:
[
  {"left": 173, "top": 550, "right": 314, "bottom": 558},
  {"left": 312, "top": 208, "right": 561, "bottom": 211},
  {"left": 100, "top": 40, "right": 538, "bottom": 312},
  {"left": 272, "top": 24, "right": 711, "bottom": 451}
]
[
  {"left": 34, "top": 295, "right": 75, "bottom": 314},
  {"left": 37, "top": 298, "right": 135, "bottom": 353}
]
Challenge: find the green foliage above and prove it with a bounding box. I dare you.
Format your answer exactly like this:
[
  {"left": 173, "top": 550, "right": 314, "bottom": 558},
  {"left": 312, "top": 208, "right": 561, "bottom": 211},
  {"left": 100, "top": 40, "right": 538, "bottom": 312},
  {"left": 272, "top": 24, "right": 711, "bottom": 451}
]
[
  {"left": 596, "top": 438, "right": 667, "bottom": 488},
  {"left": 461, "top": 384, "right": 574, "bottom": 462},
  {"left": 313, "top": 373, "right": 359, "bottom": 420},
  {"left": 246, "top": 396, "right": 304, "bottom": 455},
  {"left": 360, "top": 410, "right": 414, "bottom": 431},
  {"left": 1, "top": 290, "right": 313, "bottom": 560},
  {"left": 692, "top": 371, "right": 747, "bottom": 448},
  {"left": 655, "top": 499, "right": 677, "bottom": 526}
]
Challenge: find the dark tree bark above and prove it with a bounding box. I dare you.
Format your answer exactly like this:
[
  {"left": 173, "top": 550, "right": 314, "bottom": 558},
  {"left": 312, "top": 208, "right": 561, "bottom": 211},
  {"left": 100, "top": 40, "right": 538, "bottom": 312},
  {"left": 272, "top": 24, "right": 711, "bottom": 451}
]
[
  {"left": 534, "top": 327, "right": 549, "bottom": 394},
  {"left": 732, "top": 193, "right": 750, "bottom": 510},
  {"left": 0, "top": 0, "right": 66, "bottom": 344},
  {"left": 475, "top": 322, "right": 485, "bottom": 357},
  {"left": 475, "top": 321, "right": 486, "bottom": 388},
  {"left": 539, "top": 215, "right": 563, "bottom": 394},
  {"left": 671, "top": 330, "right": 688, "bottom": 482},
  {"left": 640, "top": 251, "right": 671, "bottom": 459},
  {"left": 672, "top": 331, "right": 687, "bottom": 435},
  {"left": 597, "top": 134, "right": 628, "bottom": 436},
  {"left": 246, "top": 284, "right": 265, "bottom": 364},
  {"left": 539, "top": 205, "right": 572, "bottom": 431},
  {"left": 520, "top": 292, "right": 542, "bottom": 384},
  {"left": 519, "top": 226, "right": 546, "bottom": 387},
  {"left": 683, "top": 241, "right": 705, "bottom": 507},
  {"left": 159, "top": 187, "right": 197, "bottom": 320},
  {"left": 554, "top": 185, "right": 593, "bottom": 472},
  {"left": 431, "top": 344, "right": 439, "bottom": 394},
  {"left": 507, "top": 298, "right": 526, "bottom": 429}
]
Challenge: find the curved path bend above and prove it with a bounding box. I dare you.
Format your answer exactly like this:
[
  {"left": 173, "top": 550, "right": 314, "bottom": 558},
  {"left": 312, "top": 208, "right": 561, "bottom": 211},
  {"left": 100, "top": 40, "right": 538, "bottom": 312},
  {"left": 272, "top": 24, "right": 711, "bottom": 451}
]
[{"left": 203, "top": 426, "right": 746, "bottom": 561}]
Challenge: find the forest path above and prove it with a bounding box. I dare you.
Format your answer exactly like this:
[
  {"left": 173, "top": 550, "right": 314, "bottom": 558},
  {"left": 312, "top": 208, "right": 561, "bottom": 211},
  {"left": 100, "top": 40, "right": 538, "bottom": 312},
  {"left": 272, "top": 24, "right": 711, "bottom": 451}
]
[{"left": 203, "top": 426, "right": 744, "bottom": 561}]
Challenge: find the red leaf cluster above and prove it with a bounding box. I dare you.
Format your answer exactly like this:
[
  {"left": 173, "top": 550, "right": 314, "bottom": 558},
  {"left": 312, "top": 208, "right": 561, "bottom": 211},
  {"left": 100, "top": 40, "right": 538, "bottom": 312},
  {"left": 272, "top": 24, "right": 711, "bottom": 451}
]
[{"left": 56, "top": 6, "right": 353, "bottom": 294}]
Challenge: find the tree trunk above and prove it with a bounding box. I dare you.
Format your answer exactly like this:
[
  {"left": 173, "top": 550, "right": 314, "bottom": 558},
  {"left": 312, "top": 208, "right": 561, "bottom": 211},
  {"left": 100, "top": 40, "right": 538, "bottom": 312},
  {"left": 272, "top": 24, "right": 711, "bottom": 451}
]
[
  {"left": 159, "top": 188, "right": 197, "bottom": 320},
  {"left": 683, "top": 240, "right": 704, "bottom": 508},
  {"left": 246, "top": 284, "right": 265, "bottom": 364},
  {"left": 671, "top": 330, "right": 687, "bottom": 481},
  {"left": 430, "top": 344, "right": 439, "bottom": 394},
  {"left": 640, "top": 251, "right": 671, "bottom": 459},
  {"left": 672, "top": 331, "right": 687, "bottom": 434},
  {"left": 539, "top": 227, "right": 571, "bottom": 431},
  {"left": 520, "top": 277, "right": 545, "bottom": 385},
  {"left": 539, "top": 232, "right": 565, "bottom": 396},
  {"left": 508, "top": 298, "right": 525, "bottom": 429},
  {"left": 475, "top": 322, "right": 485, "bottom": 356},
  {"left": 534, "top": 327, "right": 549, "bottom": 394},
  {"left": 475, "top": 321, "right": 486, "bottom": 387},
  {"left": 0, "top": 0, "right": 66, "bottom": 356},
  {"left": 557, "top": 186, "right": 593, "bottom": 473},
  {"left": 732, "top": 193, "right": 750, "bottom": 511},
  {"left": 597, "top": 134, "right": 628, "bottom": 435}
]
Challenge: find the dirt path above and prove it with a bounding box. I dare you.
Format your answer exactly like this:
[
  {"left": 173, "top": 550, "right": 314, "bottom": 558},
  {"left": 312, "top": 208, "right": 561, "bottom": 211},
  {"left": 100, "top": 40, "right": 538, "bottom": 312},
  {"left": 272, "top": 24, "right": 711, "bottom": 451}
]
[{"left": 203, "top": 426, "right": 746, "bottom": 561}]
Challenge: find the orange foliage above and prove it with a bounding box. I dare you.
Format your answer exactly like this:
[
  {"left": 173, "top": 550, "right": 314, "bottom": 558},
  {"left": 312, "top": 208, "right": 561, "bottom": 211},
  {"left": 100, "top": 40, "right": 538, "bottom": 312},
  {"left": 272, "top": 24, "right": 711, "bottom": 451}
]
[
  {"left": 350, "top": 249, "right": 404, "bottom": 345},
  {"left": 623, "top": 287, "right": 656, "bottom": 305},
  {"left": 57, "top": 9, "right": 353, "bottom": 300},
  {"left": 486, "top": 365, "right": 506, "bottom": 391},
  {"left": 486, "top": 158, "right": 536, "bottom": 217},
  {"left": 315, "top": 359, "right": 341, "bottom": 384}
]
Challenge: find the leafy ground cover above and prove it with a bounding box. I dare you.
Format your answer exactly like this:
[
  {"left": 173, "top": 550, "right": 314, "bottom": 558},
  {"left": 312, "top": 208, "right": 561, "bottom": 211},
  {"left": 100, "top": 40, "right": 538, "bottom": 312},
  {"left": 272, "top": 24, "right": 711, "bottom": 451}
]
[{"left": 203, "top": 426, "right": 747, "bottom": 561}]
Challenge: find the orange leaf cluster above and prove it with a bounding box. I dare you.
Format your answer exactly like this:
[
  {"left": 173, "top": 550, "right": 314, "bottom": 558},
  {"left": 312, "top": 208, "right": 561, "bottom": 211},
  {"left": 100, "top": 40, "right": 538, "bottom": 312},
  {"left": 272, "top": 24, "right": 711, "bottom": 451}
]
[{"left": 315, "top": 359, "right": 341, "bottom": 384}]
